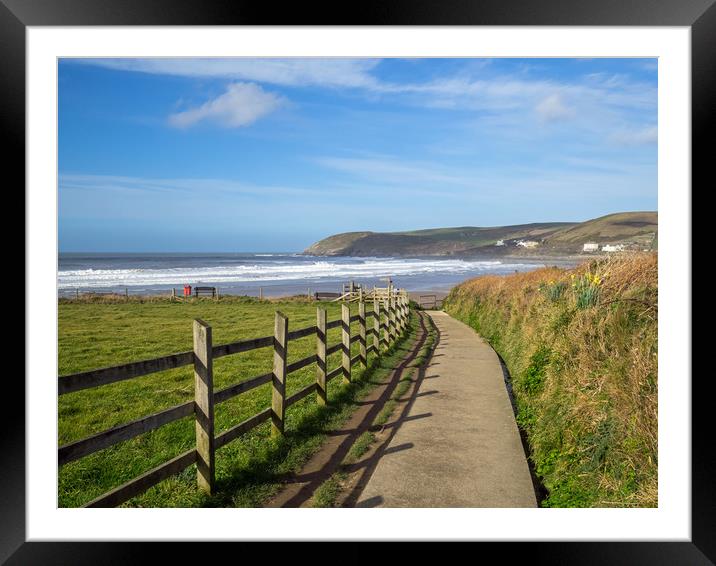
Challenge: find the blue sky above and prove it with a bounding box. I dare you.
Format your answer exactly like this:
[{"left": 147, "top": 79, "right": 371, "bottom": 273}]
[{"left": 58, "top": 58, "right": 657, "bottom": 252}]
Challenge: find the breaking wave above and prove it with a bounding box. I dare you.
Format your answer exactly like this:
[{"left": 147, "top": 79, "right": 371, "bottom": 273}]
[{"left": 58, "top": 257, "right": 532, "bottom": 289}]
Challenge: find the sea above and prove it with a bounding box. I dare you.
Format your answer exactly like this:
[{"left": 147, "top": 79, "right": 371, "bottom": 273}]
[{"left": 58, "top": 253, "right": 577, "bottom": 298}]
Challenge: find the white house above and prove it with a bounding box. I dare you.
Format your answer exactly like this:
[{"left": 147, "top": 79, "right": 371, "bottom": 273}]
[
  {"left": 583, "top": 242, "right": 599, "bottom": 252},
  {"left": 602, "top": 244, "right": 625, "bottom": 252},
  {"left": 516, "top": 240, "right": 539, "bottom": 248},
  {"left": 495, "top": 239, "right": 505, "bottom": 246}
]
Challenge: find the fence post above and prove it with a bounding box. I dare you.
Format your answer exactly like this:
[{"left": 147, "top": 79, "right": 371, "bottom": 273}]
[
  {"left": 401, "top": 295, "right": 406, "bottom": 333},
  {"left": 394, "top": 296, "right": 400, "bottom": 338},
  {"left": 342, "top": 303, "right": 351, "bottom": 384},
  {"left": 374, "top": 298, "right": 382, "bottom": 353},
  {"left": 193, "top": 319, "right": 215, "bottom": 494},
  {"left": 271, "top": 311, "right": 289, "bottom": 437},
  {"left": 316, "top": 307, "right": 327, "bottom": 405},
  {"left": 404, "top": 294, "right": 409, "bottom": 331},
  {"left": 389, "top": 297, "right": 396, "bottom": 344},
  {"left": 383, "top": 299, "right": 390, "bottom": 350},
  {"left": 384, "top": 297, "right": 390, "bottom": 346},
  {"left": 394, "top": 296, "right": 399, "bottom": 339},
  {"left": 400, "top": 295, "right": 406, "bottom": 333},
  {"left": 395, "top": 294, "right": 401, "bottom": 334},
  {"left": 403, "top": 293, "right": 410, "bottom": 328},
  {"left": 359, "top": 300, "right": 367, "bottom": 367}
]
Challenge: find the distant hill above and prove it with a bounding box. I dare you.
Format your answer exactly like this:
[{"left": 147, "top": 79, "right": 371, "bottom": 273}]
[{"left": 303, "top": 212, "right": 657, "bottom": 257}]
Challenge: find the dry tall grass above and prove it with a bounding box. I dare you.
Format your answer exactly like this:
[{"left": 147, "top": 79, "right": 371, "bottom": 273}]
[{"left": 444, "top": 252, "right": 657, "bottom": 507}]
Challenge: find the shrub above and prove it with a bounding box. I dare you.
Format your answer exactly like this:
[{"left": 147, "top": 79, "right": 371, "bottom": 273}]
[{"left": 572, "top": 272, "right": 601, "bottom": 309}]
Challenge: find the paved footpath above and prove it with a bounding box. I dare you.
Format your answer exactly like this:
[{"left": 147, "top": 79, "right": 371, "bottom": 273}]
[{"left": 355, "top": 311, "right": 537, "bottom": 507}]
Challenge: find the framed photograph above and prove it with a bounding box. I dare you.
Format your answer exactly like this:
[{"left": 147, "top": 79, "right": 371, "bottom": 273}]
[{"left": 10, "top": 0, "right": 707, "bottom": 562}]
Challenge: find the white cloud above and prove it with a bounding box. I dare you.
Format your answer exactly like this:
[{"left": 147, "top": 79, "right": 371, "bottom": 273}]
[
  {"left": 168, "top": 82, "right": 284, "bottom": 128},
  {"left": 535, "top": 93, "right": 576, "bottom": 122},
  {"left": 609, "top": 126, "right": 658, "bottom": 145}
]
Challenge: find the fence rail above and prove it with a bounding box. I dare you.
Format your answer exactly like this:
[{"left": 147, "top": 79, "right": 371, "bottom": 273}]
[
  {"left": 418, "top": 294, "right": 443, "bottom": 310},
  {"left": 58, "top": 286, "right": 410, "bottom": 507}
]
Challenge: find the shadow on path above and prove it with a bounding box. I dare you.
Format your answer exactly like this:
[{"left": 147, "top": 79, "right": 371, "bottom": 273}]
[
  {"left": 267, "top": 312, "right": 431, "bottom": 507},
  {"left": 343, "top": 316, "right": 441, "bottom": 507}
]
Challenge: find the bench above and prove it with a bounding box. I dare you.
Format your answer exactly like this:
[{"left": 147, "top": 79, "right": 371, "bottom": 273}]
[
  {"left": 314, "top": 291, "right": 342, "bottom": 301},
  {"left": 194, "top": 286, "right": 217, "bottom": 298}
]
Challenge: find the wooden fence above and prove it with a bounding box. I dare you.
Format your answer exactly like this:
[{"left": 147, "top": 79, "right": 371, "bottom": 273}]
[
  {"left": 58, "top": 289, "right": 410, "bottom": 507},
  {"left": 418, "top": 294, "right": 443, "bottom": 310}
]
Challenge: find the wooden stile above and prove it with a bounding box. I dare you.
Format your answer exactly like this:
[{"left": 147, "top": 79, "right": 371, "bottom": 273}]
[
  {"left": 193, "top": 319, "right": 215, "bottom": 494},
  {"left": 271, "top": 311, "right": 289, "bottom": 437},
  {"left": 316, "top": 307, "right": 327, "bottom": 405}
]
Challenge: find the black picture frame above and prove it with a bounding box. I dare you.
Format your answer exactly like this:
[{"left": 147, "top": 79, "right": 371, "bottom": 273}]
[{"left": 7, "top": 0, "right": 706, "bottom": 563}]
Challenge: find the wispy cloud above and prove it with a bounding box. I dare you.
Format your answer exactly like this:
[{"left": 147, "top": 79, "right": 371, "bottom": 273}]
[
  {"left": 168, "top": 82, "right": 284, "bottom": 128},
  {"left": 70, "top": 57, "right": 658, "bottom": 145},
  {"left": 59, "top": 173, "right": 323, "bottom": 197},
  {"left": 315, "top": 155, "right": 471, "bottom": 186},
  {"left": 70, "top": 57, "right": 656, "bottom": 112},
  {"left": 72, "top": 58, "right": 382, "bottom": 89},
  {"left": 609, "top": 126, "right": 658, "bottom": 145},
  {"left": 312, "top": 150, "right": 656, "bottom": 203}
]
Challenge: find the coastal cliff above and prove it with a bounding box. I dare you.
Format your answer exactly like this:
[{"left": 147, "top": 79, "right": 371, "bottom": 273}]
[{"left": 304, "top": 212, "right": 657, "bottom": 257}]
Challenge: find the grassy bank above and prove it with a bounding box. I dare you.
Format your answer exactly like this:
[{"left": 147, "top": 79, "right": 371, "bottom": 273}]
[
  {"left": 58, "top": 295, "right": 408, "bottom": 507},
  {"left": 443, "top": 253, "right": 657, "bottom": 507}
]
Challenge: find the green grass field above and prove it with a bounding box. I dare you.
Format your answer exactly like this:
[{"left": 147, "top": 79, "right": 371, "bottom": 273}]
[{"left": 58, "top": 295, "right": 411, "bottom": 507}]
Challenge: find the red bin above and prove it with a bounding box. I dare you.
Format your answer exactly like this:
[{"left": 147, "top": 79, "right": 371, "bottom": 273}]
[{"left": 183, "top": 284, "right": 192, "bottom": 297}]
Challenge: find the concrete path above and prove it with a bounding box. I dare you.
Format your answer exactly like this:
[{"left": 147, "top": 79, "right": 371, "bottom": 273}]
[{"left": 355, "top": 311, "right": 537, "bottom": 507}]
